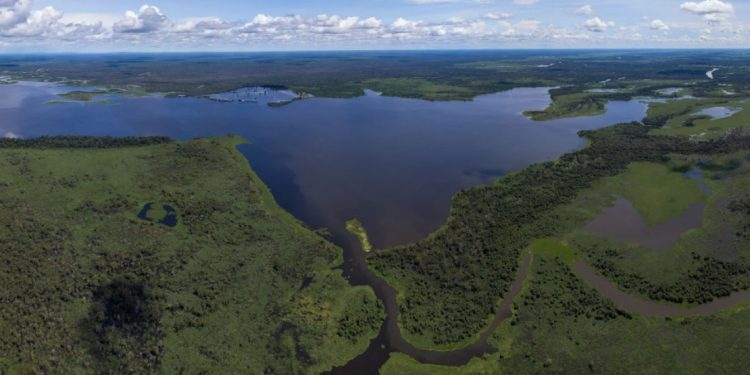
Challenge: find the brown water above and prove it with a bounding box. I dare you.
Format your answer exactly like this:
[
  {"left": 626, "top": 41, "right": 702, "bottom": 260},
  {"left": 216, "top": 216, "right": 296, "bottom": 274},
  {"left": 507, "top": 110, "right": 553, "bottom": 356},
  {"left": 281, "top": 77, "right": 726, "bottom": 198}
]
[
  {"left": 584, "top": 196, "right": 705, "bottom": 251},
  {"left": 572, "top": 261, "right": 750, "bottom": 316}
]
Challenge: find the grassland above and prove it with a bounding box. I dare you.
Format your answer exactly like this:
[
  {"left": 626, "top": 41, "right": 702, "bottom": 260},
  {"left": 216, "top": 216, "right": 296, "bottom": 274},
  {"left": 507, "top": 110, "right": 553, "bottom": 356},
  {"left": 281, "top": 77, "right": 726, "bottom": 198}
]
[
  {"left": 596, "top": 162, "right": 707, "bottom": 225},
  {"left": 651, "top": 99, "right": 750, "bottom": 139},
  {"left": 0, "top": 137, "right": 383, "bottom": 374}
]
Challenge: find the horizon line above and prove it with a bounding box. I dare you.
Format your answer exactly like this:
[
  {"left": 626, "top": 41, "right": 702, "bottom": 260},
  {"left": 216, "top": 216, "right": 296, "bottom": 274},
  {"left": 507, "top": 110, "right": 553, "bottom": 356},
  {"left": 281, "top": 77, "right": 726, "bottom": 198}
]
[{"left": 2, "top": 47, "right": 750, "bottom": 55}]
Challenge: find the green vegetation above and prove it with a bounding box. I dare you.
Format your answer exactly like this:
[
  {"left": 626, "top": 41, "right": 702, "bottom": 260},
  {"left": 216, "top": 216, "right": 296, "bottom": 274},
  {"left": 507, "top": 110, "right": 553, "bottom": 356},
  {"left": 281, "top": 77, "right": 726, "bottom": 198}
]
[
  {"left": 4, "top": 50, "right": 750, "bottom": 102},
  {"left": 380, "top": 353, "right": 500, "bottom": 375},
  {"left": 499, "top": 256, "right": 750, "bottom": 374},
  {"left": 381, "top": 255, "right": 750, "bottom": 374},
  {"left": 346, "top": 218, "right": 373, "bottom": 252},
  {"left": 652, "top": 100, "right": 750, "bottom": 139},
  {"left": 526, "top": 238, "right": 577, "bottom": 264},
  {"left": 597, "top": 162, "right": 707, "bottom": 224},
  {"left": 368, "top": 121, "right": 750, "bottom": 350},
  {"left": 524, "top": 91, "right": 610, "bottom": 120},
  {"left": 364, "top": 78, "right": 475, "bottom": 101},
  {"left": 0, "top": 137, "right": 382, "bottom": 374},
  {"left": 58, "top": 89, "right": 109, "bottom": 102}
]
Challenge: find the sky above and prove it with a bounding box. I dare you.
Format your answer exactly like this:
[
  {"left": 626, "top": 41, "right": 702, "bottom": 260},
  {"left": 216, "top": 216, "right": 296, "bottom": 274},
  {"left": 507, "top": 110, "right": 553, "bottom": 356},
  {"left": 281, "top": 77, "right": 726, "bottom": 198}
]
[{"left": 0, "top": 0, "right": 747, "bottom": 51}]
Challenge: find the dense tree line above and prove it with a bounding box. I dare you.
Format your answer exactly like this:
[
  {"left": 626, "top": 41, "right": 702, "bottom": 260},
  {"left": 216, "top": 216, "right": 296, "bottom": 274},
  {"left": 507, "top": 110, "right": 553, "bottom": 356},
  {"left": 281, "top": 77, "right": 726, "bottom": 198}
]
[
  {"left": 512, "top": 257, "right": 630, "bottom": 329},
  {"left": 368, "top": 122, "right": 750, "bottom": 346},
  {"left": 729, "top": 196, "right": 750, "bottom": 239},
  {"left": 580, "top": 247, "right": 750, "bottom": 304},
  {"left": 0, "top": 136, "right": 173, "bottom": 149}
]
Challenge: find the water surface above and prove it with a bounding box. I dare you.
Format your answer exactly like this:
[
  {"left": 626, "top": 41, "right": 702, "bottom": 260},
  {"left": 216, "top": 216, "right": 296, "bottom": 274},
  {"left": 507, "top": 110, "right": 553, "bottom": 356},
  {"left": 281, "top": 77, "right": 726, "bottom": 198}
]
[
  {"left": 0, "top": 82, "right": 648, "bottom": 250},
  {"left": 694, "top": 106, "right": 741, "bottom": 120},
  {"left": 0, "top": 81, "right": 650, "bottom": 373},
  {"left": 584, "top": 196, "right": 704, "bottom": 251}
]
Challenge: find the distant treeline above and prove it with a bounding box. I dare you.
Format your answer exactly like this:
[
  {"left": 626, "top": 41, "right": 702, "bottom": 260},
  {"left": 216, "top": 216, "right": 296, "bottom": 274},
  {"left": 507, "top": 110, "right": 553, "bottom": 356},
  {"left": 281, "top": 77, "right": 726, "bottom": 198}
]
[
  {"left": 368, "top": 122, "right": 750, "bottom": 347},
  {"left": 0, "top": 136, "right": 173, "bottom": 149}
]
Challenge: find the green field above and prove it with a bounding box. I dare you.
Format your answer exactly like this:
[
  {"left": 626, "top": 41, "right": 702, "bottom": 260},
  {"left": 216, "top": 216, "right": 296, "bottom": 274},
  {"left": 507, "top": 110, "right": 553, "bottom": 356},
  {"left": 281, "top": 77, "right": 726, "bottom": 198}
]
[
  {"left": 596, "top": 162, "right": 707, "bottom": 225},
  {"left": 0, "top": 137, "right": 382, "bottom": 374}
]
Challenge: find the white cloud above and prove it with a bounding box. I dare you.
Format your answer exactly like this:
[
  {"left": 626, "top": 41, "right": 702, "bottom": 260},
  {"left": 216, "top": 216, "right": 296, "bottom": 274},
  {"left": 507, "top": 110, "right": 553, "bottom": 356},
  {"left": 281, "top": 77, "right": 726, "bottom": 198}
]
[
  {"left": 650, "top": 19, "right": 669, "bottom": 31},
  {"left": 0, "top": 0, "right": 31, "bottom": 29},
  {"left": 584, "top": 17, "right": 614, "bottom": 32},
  {"left": 114, "top": 5, "right": 168, "bottom": 33},
  {"left": 575, "top": 5, "right": 593, "bottom": 15},
  {"left": 680, "top": 0, "right": 734, "bottom": 22},
  {"left": 513, "top": 0, "right": 538, "bottom": 4},
  {"left": 0, "top": 1, "right": 746, "bottom": 50},
  {"left": 483, "top": 12, "right": 511, "bottom": 20},
  {"left": 61, "top": 13, "right": 120, "bottom": 28},
  {"left": 406, "top": 0, "right": 495, "bottom": 4}
]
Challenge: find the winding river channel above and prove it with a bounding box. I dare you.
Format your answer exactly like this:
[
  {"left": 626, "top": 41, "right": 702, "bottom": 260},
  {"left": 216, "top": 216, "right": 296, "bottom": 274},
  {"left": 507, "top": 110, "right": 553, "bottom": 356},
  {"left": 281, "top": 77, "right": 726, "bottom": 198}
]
[{"left": 4, "top": 81, "right": 747, "bottom": 373}]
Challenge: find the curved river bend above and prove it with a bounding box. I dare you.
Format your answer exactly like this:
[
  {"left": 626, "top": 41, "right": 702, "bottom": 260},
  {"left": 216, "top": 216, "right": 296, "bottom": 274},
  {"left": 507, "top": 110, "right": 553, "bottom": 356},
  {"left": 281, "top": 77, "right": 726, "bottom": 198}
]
[{"left": 0, "top": 82, "right": 651, "bottom": 373}]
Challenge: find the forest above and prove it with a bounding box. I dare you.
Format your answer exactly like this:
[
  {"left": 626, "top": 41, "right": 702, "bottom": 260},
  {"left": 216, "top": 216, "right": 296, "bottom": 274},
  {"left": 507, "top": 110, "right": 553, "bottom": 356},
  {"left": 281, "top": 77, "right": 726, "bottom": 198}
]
[
  {"left": 0, "top": 137, "right": 382, "bottom": 374},
  {"left": 368, "top": 121, "right": 750, "bottom": 348}
]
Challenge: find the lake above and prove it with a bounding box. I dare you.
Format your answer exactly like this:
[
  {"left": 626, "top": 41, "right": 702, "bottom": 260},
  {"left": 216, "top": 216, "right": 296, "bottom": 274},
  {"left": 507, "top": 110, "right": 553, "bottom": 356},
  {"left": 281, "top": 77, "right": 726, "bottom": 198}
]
[
  {"left": 0, "top": 82, "right": 648, "bottom": 249},
  {"left": 0, "top": 81, "right": 650, "bottom": 373}
]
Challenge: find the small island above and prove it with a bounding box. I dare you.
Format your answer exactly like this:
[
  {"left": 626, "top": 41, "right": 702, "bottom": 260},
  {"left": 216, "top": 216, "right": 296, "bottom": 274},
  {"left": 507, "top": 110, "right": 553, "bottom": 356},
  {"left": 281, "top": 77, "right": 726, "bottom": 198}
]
[{"left": 346, "top": 218, "right": 373, "bottom": 252}]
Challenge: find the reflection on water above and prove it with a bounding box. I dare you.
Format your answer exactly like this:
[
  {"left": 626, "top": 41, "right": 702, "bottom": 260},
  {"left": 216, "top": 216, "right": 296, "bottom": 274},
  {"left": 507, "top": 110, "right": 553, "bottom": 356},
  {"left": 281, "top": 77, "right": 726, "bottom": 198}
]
[
  {"left": 585, "top": 196, "right": 704, "bottom": 251},
  {"left": 694, "top": 106, "right": 741, "bottom": 120},
  {"left": 685, "top": 168, "right": 712, "bottom": 195},
  {"left": 206, "top": 86, "right": 299, "bottom": 104}
]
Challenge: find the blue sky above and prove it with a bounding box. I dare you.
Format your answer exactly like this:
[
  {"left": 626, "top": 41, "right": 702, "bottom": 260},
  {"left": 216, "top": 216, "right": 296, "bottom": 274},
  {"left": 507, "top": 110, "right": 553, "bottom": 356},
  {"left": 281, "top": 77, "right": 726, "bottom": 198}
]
[{"left": 0, "top": 0, "right": 747, "bottom": 51}]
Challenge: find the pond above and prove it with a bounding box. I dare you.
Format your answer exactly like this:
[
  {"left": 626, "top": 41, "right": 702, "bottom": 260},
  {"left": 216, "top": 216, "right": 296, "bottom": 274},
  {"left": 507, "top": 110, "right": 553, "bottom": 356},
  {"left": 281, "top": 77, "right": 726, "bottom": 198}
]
[
  {"left": 584, "top": 196, "right": 704, "bottom": 251},
  {"left": 0, "top": 81, "right": 651, "bottom": 373},
  {"left": 694, "top": 106, "right": 741, "bottom": 120},
  {"left": 137, "top": 203, "right": 179, "bottom": 227}
]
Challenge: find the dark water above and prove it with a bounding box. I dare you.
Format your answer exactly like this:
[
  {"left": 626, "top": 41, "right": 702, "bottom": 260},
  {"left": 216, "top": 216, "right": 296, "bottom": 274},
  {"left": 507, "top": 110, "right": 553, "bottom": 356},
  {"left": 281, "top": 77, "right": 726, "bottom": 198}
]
[
  {"left": 137, "top": 203, "right": 179, "bottom": 227},
  {"left": 0, "top": 82, "right": 649, "bottom": 373},
  {"left": 685, "top": 168, "right": 712, "bottom": 195},
  {"left": 572, "top": 261, "right": 750, "bottom": 316},
  {"left": 584, "top": 196, "right": 705, "bottom": 251}
]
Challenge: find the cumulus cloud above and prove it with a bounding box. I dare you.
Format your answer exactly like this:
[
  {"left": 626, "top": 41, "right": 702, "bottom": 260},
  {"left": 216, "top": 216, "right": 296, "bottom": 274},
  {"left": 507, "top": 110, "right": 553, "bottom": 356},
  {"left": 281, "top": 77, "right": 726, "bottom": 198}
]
[
  {"left": 513, "top": 0, "right": 538, "bottom": 4},
  {"left": 680, "top": 0, "right": 734, "bottom": 22},
  {"left": 114, "top": 5, "right": 167, "bottom": 33},
  {"left": 584, "top": 17, "right": 614, "bottom": 32},
  {"left": 0, "top": 0, "right": 31, "bottom": 29},
  {"left": 0, "top": 0, "right": 106, "bottom": 39},
  {"left": 575, "top": 5, "right": 593, "bottom": 15},
  {"left": 0, "top": 1, "right": 745, "bottom": 50},
  {"left": 650, "top": 19, "right": 669, "bottom": 31}
]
